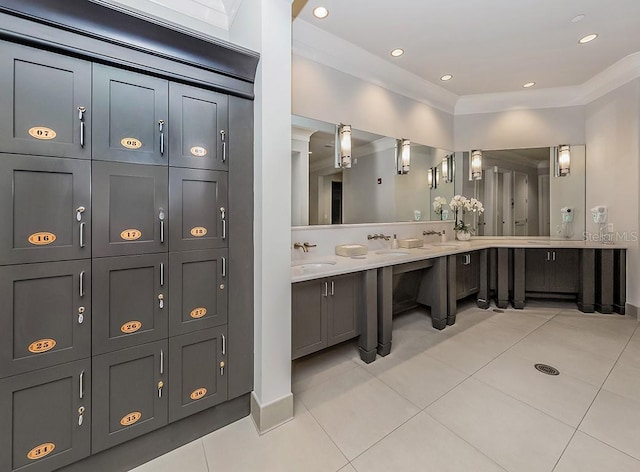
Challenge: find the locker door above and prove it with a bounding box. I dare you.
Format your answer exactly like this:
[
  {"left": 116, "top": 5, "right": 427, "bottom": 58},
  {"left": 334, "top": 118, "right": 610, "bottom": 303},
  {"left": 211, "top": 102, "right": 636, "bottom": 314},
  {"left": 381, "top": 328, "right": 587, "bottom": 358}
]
[
  {"left": 0, "top": 154, "right": 91, "bottom": 265},
  {"left": 93, "top": 64, "right": 168, "bottom": 165},
  {"left": 0, "top": 359, "right": 90, "bottom": 472},
  {"left": 169, "top": 168, "right": 228, "bottom": 252},
  {"left": 169, "top": 83, "right": 228, "bottom": 170},
  {"left": 169, "top": 250, "right": 228, "bottom": 336},
  {"left": 0, "top": 261, "right": 91, "bottom": 378},
  {"left": 0, "top": 41, "right": 91, "bottom": 159},
  {"left": 92, "top": 341, "right": 167, "bottom": 454},
  {"left": 92, "top": 254, "right": 168, "bottom": 354},
  {"left": 92, "top": 161, "right": 168, "bottom": 257},
  {"left": 168, "top": 327, "right": 227, "bottom": 423}
]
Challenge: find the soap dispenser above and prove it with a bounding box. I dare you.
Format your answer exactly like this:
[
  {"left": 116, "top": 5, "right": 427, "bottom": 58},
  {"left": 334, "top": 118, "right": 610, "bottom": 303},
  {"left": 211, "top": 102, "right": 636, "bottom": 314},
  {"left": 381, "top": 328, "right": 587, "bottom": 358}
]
[
  {"left": 440, "top": 230, "right": 447, "bottom": 243},
  {"left": 392, "top": 234, "right": 398, "bottom": 249}
]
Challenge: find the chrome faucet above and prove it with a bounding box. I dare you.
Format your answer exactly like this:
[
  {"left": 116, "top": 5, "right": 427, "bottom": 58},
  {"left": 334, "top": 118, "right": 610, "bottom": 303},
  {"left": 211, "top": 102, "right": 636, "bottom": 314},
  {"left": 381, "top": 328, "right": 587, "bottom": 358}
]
[
  {"left": 423, "top": 230, "right": 444, "bottom": 236},
  {"left": 367, "top": 233, "right": 391, "bottom": 240},
  {"left": 293, "top": 242, "right": 317, "bottom": 253}
]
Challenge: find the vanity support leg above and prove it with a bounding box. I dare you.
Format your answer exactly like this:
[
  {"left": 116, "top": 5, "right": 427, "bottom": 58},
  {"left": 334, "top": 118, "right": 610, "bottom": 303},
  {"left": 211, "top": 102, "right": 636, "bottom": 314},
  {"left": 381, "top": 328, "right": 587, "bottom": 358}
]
[
  {"left": 477, "top": 249, "right": 490, "bottom": 309},
  {"left": 359, "top": 269, "right": 378, "bottom": 363},
  {"left": 377, "top": 266, "right": 393, "bottom": 356},
  {"left": 497, "top": 248, "right": 509, "bottom": 309},
  {"left": 447, "top": 255, "right": 457, "bottom": 325},
  {"left": 432, "top": 257, "right": 448, "bottom": 330},
  {"left": 578, "top": 249, "right": 596, "bottom": 313},
  {"left": 596, "top": 249, "right": 614, "bottom": 314},
  {"left": 511, "top": 248, "right": 525, "bottom": 309},
  {"left": 614, "top": 249, "right": 626, "bottom": 315}
]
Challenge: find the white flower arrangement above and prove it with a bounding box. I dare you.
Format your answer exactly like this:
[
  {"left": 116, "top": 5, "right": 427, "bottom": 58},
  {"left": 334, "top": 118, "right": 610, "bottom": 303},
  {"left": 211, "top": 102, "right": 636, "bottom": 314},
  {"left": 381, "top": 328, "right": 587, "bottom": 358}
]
[
  {"left": 449, "top": 195, "right": 485, "bottom": 233},
  {"left": 432, "top": 196, "right": 448, "bottom": 214}
]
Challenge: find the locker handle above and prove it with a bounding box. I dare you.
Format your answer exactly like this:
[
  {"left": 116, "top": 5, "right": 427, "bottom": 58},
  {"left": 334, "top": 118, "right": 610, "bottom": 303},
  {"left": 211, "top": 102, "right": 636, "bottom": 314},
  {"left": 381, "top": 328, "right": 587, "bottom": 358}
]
[
  {"left": 159, "top": 120, "right": 165, "bottom": 155},
  {"left": 221, "top": 130, "right": 226, "bottom": 163},
  {"left": 222, "top": 220, "right": 226, "bottom": 240},
  {"left": 79, "top": 222, "right": 86, "bottom": 248},
  {"left": 160, "top": 349, "right": 164, "bottom": 374},
  {"left": 160, "top": 263, "right": 164, "bottom": 286},
  {"left": 79, "top": 271, "right": 85, "bottom": 298},
  {"left": 222, "top": 334, "right": 226, "bottom": 355},
  {"left": 78, "top": 106, "right": 86, "bottom": 148},
  {"left": 159, "top": 211, "right": 165, "bottom": 243},
  {"left": 79, "top": 370, "right": 84, "bottom": 399},
  {"left": 222, "top": 257, "right": 226, "bottom": 278}
]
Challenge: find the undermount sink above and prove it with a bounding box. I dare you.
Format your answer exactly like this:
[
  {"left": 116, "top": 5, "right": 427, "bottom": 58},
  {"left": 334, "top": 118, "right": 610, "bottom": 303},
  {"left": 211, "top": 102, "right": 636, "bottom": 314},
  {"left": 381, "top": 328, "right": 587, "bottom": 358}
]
[
  {"left": 291, "top": 260, "right": 337, "bottom": 274},
  {"left": 375, "top": 250, "right": 411, "bottom": 256}
]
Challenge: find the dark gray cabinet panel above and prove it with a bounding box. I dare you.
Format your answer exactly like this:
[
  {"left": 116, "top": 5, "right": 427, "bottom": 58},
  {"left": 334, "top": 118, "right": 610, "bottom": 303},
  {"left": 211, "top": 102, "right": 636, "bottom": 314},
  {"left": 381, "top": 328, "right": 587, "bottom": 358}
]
[
  {"left": 92, "top": 254, "right": 168, "bottom": 355},
  {"left": 168, "top": 327, "right": 227, "bottom": 423},
  {"left": 454, "top": 252, "right": 480, "bottom": 300},
  {"left": 525, "top": 249, "right": 548, "bottom": 292},
  {"left": 92, "top": 161, "right": 168, "bottom": 257},
  {"left": 292, "top": 279, "right": 327, "bottom": 360},
  {"left": 92, "top": 64, "right": 168, "bottom": 165},
  {"left": 0, "top": 41, "right": 92, "bottom": 159},
  {"left": 525, "top": 248, "right": 579, "bottom": 293},
  {"left": 169, "top": 83, "right": 228, "bottom": 170},
  {"left": 169, "top": 249, "right": 227, "bottom": 337},
  {"left": 0, "top": 359, "right": 91, "bottom": 472},
  {"left": 328, "top": 274, "right": 359, "bottom": 346},
  {"left": 92, "top": 341, "right": 168, "bottom": 454},
  {"left": 0, "top": 154, "right": 91, "bottom": 265},
  {"left": 169, "top": 168, "right": 228, "bottom": 252},
  {"left": 0, "top": 261, "right": 90, "bottom": 378}
]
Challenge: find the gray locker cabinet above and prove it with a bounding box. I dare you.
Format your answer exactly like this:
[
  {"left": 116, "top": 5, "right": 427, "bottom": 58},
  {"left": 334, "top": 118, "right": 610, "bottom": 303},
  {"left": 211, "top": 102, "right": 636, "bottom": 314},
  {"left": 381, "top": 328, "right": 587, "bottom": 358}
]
[
  {"left": 169, "top": 83, "right": 229, "bottom": 170},
  {"left": 168, "top": 327, "right": 228, "bottom": 423},
  {"left": 0, "top": 154, "right": 91, "bottom": 265},
  {"left": 169, "top": 167, "right": 228, "bottom": 252},
  {"left": 0, "top": 358, "right": 91, "bottom": 472},
  {"left": 92, "top": 254, "right": 168, "bottom": 355},
  {"left": 0, "top": 41, "right": 92, "bottom": 159},
  {"left": 0, "top": 260, "right": 91, "bottom": 378},
  {"left": 168, "top": 249, "right": 228, "bottom": 337},
  {"left": 92, "top": 161, "right": 168, "bottom": 257},
  {"left": 92, "top": 340, "right": 168, "bottom": 454},
  {"left": 92, "top": 64, "right": 169, "bottom": 165}
]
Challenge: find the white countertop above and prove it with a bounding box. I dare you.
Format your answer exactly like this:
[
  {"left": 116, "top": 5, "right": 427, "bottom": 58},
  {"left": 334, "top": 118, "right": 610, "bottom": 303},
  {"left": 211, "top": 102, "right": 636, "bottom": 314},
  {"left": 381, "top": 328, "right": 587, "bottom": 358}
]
[{"left": 291, "top": 237, "right": 627, "bottom": 283}]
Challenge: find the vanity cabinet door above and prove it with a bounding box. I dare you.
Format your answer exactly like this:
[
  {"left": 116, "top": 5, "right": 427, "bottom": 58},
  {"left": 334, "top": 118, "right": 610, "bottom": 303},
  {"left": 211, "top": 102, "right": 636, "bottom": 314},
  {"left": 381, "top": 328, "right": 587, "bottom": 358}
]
[
  {"left": 327, "top": 273, "right": 359, "bottom": 347},
  {"left": 525, "top": 249, "right": 548, "bottom": 292},
  {"left": 455, "top": 255, "right": 467, "bottom": 299},
  {"left": 465, "top": 252, "right": 481, "bottom": 295},
  {"left": 550, "top": 249, "right": 580, "bottom": 293},
  {"left": 291, "top": 279, "right": 327, "bottom": 360}
]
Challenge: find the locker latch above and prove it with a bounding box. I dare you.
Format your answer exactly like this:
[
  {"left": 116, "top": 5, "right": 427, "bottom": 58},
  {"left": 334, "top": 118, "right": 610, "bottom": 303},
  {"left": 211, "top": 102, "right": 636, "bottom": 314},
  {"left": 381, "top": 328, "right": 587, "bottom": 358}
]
[
  {"left": 158, "top": 294, "right": 164, "bottom": 309},
  {"left": 76, "top": 206, "right": 86, "bottom": 222},
  {"left": 157, "top": 381, "right": 164, "bottom": 398},
  {"left": 78, "top": 306, "right": 85, "bottom": 324},
  {"left": 78, "top": 406, "right": 85, "bottom": 426},
  {"left": 219, "top": 361, "right": 225, "bottom": 376}
]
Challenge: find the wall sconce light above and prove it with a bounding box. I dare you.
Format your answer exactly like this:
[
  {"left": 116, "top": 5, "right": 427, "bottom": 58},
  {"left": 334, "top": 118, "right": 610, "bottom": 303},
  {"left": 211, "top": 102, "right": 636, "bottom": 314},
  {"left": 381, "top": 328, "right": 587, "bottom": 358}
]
[
  {"left": 428, "top": 167, "right": 438, "bottom": 189},
  {"left": 397, "top": 139, "right": 411, "bottom": 174},
  {"left": 335, "top": 124, "right": 352, "bottom": 168},
  {"left": 470, "top": 149, "right": 483, "bottom": 180},
  {"left": 554, "top": 144, "right": 571, "bottom": 177},
  {"left": 442, "top": 154, "right": 454, "bottom": 183}
]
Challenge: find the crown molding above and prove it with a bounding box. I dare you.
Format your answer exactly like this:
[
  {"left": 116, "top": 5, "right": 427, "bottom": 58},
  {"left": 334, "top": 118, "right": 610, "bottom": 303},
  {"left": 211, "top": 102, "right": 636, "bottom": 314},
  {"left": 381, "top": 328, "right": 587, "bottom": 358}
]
[{"left": 292, "top": 19, "right": 459, "bottom": 114}]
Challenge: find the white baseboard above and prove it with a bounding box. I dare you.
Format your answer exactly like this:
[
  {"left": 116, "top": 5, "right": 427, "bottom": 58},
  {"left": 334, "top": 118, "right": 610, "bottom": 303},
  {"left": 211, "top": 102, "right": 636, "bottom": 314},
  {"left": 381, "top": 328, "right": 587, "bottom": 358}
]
[{"left": 250, "top": 391, "right": 294, "bottom": 434}]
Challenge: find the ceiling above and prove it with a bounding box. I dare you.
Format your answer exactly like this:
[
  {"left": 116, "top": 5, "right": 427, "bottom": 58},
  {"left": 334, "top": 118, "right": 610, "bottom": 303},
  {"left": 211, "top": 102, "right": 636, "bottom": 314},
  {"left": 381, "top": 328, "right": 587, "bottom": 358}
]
[{"left": 294, "top": 0, "right": 640, "bottom": 96}]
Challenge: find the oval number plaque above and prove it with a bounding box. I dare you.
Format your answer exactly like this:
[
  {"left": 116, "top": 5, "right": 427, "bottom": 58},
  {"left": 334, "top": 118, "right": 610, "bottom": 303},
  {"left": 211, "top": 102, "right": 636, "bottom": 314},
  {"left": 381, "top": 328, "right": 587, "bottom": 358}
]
[
  {"left": 28, "top": 127, "right": 57, "bottom": 140},
  {"left": 28, "top": 232, "right": 57, "bottom": 246},
  {"left": 190, "top": 388, "right": 207, "bottom": 401},
  {"left": 190, "top": 227, "right": 207, "bottom": 237},
  {"left": 120, "top": 229, "right": 142, "bottom": 241},
  {"left": 190, "top": 146, "right": 207, "bottom": 157},
  {"left": 28, "top": 339, "right": 57, "bottom": 354},
  {"left": 27, "top": 443, "right": 56, "bottom": 460},
  {"left": 121, "top": 137, "right": 142, "bottom": 150},
  {"left": 190, "top": 307, "right": 207, "bottom": 319},
  {"left": 120, "top": 412, "right": 142, "bottom": 426},
  {"left": 121, "top": 321, "right": 142, "bottom": 334}
]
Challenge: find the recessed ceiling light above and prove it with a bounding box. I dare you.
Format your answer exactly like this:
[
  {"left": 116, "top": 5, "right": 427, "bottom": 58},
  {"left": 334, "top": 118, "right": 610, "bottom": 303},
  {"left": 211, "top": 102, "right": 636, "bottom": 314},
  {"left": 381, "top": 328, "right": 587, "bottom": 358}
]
[
  {"left": 312, "top": 6, "right": 329, "bottom": 19},
  {"left": 579, "top": 33, "right": 598, "bottom": 44},
  {"left": 571, "top": 14, "right": 585, "bottom": 23},
  {"left": 440, "top": 74, "right": 453, "bottom": 81},
  {"left": 523, "top": 82, "right": 536, "bottom": 88},
  {"left": 390, "top": 48, "right": 404, "bottom": 57}
]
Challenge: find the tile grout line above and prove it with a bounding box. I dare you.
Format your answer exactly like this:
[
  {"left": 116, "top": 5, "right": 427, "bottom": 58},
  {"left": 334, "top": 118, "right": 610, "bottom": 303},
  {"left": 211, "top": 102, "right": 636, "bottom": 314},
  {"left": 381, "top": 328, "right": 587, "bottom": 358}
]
[
  {"left": 199, "top": 439, "right": 211, "bottom": 472},
  {"left": 550, "top": 320, "right": 640, "bottom": 471}
]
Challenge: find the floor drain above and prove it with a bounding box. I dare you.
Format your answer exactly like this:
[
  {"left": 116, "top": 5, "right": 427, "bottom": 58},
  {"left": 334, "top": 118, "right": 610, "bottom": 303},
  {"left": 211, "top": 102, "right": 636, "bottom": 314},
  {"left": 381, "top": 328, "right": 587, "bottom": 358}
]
[
  {"left": 535, "top": 364, "right": 560, "bottom": 376},
  {"left": 493, "top": 309, "right": 504, "bottom": 313}
]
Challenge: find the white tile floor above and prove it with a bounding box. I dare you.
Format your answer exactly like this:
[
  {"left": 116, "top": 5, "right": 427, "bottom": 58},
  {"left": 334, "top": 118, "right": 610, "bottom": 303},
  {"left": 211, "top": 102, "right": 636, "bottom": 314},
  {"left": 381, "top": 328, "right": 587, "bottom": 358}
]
[{"left": 131, "top": 301, "right": 640, "bottom": 472}]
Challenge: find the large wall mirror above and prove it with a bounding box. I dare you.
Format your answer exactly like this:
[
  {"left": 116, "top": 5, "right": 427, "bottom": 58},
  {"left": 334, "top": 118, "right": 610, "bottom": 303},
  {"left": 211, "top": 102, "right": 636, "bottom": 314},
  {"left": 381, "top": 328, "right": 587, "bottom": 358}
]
[
  {"left": 459, "top": 146, "right": 586, "bottom": 240},
  {"left": 292, "top": 115, "right": 456, "bottom": 226}
]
